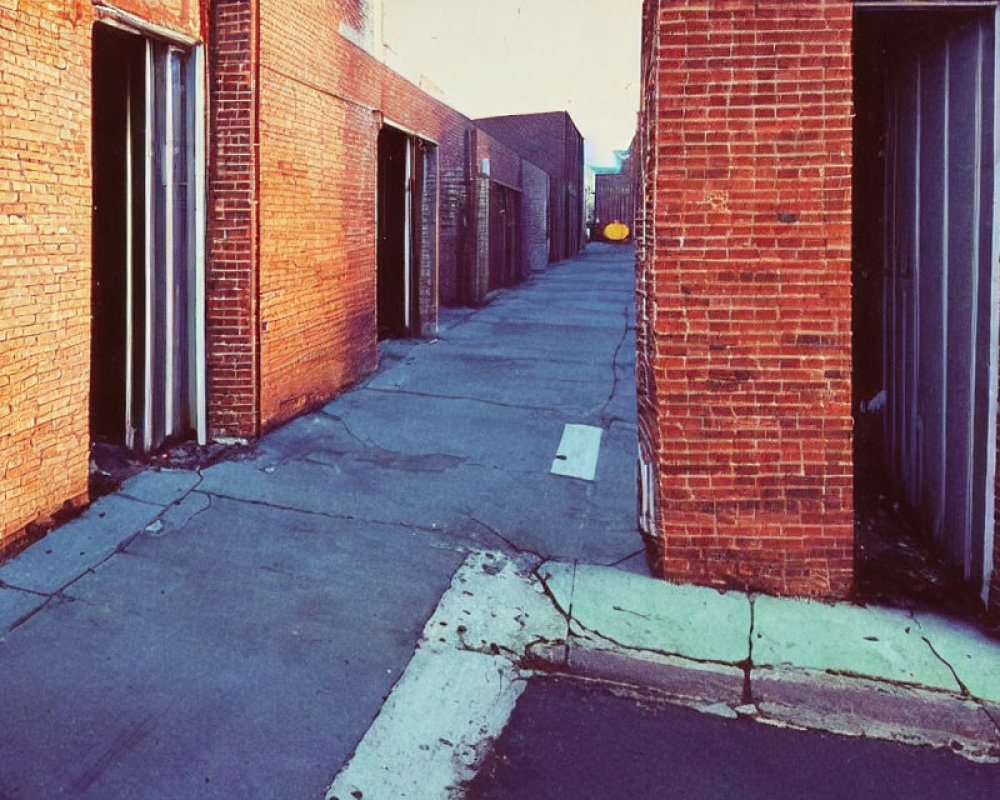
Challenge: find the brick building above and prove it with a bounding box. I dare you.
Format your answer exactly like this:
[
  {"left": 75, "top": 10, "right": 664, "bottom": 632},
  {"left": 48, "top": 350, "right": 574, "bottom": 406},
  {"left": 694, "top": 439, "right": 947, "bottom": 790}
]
[
  {"left": 475, "top": 111, "right": 586, "bottom": 264},
  {"left": 0, "top": 0, "right": 550, "bottom": 554},
  {"left": 637, "top": 0, "right": 1000, "bottom": 613}
]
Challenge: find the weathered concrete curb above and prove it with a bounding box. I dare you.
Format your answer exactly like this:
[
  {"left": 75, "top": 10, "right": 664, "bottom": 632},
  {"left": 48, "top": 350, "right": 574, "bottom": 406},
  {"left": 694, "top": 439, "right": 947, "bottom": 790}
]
[
  {"left": 533, "top": 561, "right": 1000, "bottom": 764},
  {"left": 326, "top": 551, "right": 1000, "bottom": 799}
]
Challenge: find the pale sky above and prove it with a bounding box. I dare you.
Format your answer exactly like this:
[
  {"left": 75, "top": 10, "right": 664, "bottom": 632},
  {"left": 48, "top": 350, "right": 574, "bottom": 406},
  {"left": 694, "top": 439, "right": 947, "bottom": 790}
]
[{"left": 379, "top": 0, "right": 642, "bottom": 168}]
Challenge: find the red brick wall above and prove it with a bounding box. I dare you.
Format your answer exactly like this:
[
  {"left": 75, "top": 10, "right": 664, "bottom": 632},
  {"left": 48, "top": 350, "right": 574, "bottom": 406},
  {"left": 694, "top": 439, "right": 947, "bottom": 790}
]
[
  {"left": 0, "top": 2, "right": 94, "bottom": 547},
  {"left": 636, "top": 0, "right": 854, "bottom": 597},
  {"left": 0, "top": 2, "right": 205, "bottom": 549},
  {"left": 475, "top": 111, "right": 585, "bottom": 263},
  {"left": 254, "top": 0, "right": 536, "bottom": 427},
  {"left": 208, "top": 0, "right": 260, "bottom": 440}
]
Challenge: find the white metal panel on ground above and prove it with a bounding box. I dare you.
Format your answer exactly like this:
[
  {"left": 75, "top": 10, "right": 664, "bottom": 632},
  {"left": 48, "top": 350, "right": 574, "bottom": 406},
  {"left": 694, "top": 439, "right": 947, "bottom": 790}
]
[{"left": 550, "top": 424, "right": 603, "bottom": 481}]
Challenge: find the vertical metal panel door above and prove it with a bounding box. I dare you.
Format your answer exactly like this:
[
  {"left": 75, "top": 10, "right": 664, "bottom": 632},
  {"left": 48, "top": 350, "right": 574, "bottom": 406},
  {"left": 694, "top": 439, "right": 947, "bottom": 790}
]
[{"left": 882, "top": 12, "right": 997, "bottom": 596}]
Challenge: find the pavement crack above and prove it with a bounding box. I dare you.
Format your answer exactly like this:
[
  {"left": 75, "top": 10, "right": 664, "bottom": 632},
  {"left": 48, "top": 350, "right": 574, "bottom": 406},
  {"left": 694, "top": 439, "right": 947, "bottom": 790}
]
[
  {"left": 464, "top": 517, "right": 550, "bottom": 563},
  {"left": 598, "top": 303, "right": 631, "bottom": 427},
  {"left": 611, "top": 604, "right": 650, "bottom": 620},
  {"left": 6, "top": 593, "right": 60, "bottom": 633},
  {"left": 919, "top": 634, "right": 972, "bottom": 697},
  {"left": 743, "top": 596, "right": 756, "bottom": 705},
  {"left": 316, "top": 410, "right": 391, "bottom": 454},
  {"left": 363, "top": 387, "right": 556, "bottom": 414},
  {"left": 202, "top": 490, "right": 433, "bottom": 532},
  {"left": 530, "top": 561, "right": 572, "bottom": 625},
  {"left": 979, "top": 702, "right": 1000, "bottom": 737},
  {"left": 569, "top": 618, "right": 741, "bottom": 671},
  {"left": 604, "top": 548, "right": 646, "bottom": 568}
]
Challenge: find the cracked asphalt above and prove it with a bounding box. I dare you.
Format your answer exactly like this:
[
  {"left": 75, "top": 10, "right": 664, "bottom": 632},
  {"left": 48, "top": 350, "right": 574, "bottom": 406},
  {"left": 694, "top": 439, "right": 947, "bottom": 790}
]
[
  {"left": 0, "top": 243, "right": 645, "bottom": 798},
  {"left": 4, "top": 242, "right": 997, "bottom": 798},
  {"left": 467, "top": 677, "right": 1000, "bottom": 800}
]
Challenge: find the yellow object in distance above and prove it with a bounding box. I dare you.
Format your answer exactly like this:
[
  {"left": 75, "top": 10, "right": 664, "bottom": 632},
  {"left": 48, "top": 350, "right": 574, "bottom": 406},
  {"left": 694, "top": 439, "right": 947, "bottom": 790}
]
[{"left": 603, "top": 222, "right": 629, "bottom": 241}]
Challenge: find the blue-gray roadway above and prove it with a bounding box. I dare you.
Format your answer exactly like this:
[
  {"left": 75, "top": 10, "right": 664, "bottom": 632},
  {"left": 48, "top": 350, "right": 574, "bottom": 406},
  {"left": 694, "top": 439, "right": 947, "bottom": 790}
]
[{"left": 0, "top": 244, "right": 642, "bottom": 798}]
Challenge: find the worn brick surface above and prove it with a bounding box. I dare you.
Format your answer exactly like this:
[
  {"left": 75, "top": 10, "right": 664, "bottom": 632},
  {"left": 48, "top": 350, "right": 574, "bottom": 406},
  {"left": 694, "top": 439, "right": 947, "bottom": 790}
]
[
  {"left": 636, "top": 0, "right": 855, "bottom": 597},
  {"left": 521, "top": 160, "right": 550, "bottom": 276},
  {"left": 208, "top": 0, "right": 259, "bottom": 441},
  {"left": 0, "top": 2, "right": 96, "bottom": 544},
  {"left": 1, "top": 2, "right": 204, "bottom": 547},
  {"left": 255, "top": 0, "right": 542, "bottom": 427},
  {"left": 475, "top": 112, "right": 585, "bottom": 264}
]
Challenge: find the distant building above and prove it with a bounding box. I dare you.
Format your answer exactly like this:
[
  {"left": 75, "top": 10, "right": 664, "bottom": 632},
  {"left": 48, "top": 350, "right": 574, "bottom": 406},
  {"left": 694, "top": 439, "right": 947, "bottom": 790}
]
[
  {"left": 592, "top": 142, "right": 635, "bottom": 242},
  {"left": 475, "top": 112, "right": 586, "bottom": 263}
]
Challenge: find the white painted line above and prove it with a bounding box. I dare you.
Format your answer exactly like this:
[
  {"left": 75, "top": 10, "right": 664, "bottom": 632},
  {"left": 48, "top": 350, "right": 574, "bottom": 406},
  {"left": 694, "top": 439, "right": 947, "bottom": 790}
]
[
  {"left": 326, "top": 647, "right": 522, "bottom": 800},
  {"left": 325, "top": 552, "right": 566, "bottom": 800},
  {"left": 550, "top": 424, "right": 603, "bottom": 481}
]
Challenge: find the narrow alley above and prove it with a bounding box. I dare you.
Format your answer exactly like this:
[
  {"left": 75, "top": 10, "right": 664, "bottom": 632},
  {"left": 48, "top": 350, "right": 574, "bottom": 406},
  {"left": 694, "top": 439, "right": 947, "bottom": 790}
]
[
  {"left": 7, "top": 2, "right": 1000, "bottom": 797},
  {"left": 0, "top": 244, "right": 642, "bottom": 798}
]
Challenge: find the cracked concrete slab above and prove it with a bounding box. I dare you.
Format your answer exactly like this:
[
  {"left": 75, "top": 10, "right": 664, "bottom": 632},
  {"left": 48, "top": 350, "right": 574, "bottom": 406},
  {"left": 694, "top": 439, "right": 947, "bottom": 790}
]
[
  {"left": 197, "top": 449, "right": 641, "bottom": 567},
  {"left": 314, "top": 394, "right": 574, "bottom": 475},
  {"left": 753, "top": 596, "right": 959, "bottom": 691},
  {"left": 0, "top": 585, "right": 46, "bottom": 631},
  {"left": 119, "top": 469, "right": 201, "bottom": 507},
  {"left": 540, "top": 562, "right": 752, "bottom": 664},
  {"left": 912, "top": 611, "right": 1000, "bottom": 703},
  {"left": 0, "top": 494, "right": 164, "bottom": 595},
  {"left": 421, "top": 551, "right": 567, "bottom": 659}
]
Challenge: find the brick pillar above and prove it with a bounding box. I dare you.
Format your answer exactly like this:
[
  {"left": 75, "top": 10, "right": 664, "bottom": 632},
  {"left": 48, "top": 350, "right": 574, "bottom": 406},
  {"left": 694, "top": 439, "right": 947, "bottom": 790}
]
[
  {"left": 206, "top": 0, "right": 260, "bottom": 440},
  {"left": 419, "top": 143, "right": 439, "bottom": 336},
  {"left": 636, "top": 0, "right": 854, "bottom": 597}
]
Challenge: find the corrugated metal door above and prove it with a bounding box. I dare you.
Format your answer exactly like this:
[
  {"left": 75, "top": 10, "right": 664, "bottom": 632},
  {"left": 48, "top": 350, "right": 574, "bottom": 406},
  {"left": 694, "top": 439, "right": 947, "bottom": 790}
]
[{"left": 882, "top": 12, "right": 998, "bottom": 597}]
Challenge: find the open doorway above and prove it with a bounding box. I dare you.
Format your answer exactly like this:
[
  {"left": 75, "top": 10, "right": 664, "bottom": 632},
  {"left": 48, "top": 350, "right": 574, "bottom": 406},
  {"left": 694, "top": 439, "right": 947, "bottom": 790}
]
[
  {"left": 91, "top": 22, "right": 205, "bottom": 454},
  {"left": 488, "top": 182, "right": 522, "bottom": 291},
  {"left": 853, "top": 4, "right": 998, "bottom": 609},
  {"left": 377, "top": 125, "right": 423, "bottom": 338}
]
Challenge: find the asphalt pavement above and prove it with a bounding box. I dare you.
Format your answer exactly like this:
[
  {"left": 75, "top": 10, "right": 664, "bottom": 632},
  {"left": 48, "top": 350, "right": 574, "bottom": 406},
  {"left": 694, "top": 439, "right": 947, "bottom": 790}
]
[
  {"left": 467, "top": 677, "right": 1000, "bottom": 800},
  {"left": 1, "top": 243, "right": 998, "bottom": 799},
  {"left": 0, "top": 244, "right": 642, "bottom": 798}
]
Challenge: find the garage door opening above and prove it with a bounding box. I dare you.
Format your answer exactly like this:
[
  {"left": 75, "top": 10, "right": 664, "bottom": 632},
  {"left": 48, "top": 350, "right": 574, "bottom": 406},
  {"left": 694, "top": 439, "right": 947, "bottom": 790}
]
[
  {"left": 91, "top": 22, "right": 205, "bottom": 454},
  {"left": 377, "top": 124, "right": 438, "bottom": 339},
  {"left": 853, "top": 4, "right": 999, "bottom": 610},
  {"left": 488, "top": 182, "right": 522, "bottom": 291}
]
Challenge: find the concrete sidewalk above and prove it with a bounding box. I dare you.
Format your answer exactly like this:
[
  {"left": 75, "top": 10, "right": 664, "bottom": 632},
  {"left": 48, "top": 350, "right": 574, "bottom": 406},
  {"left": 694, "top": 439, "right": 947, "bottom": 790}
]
[
  {"left": 327, "top": 551, "right": 1000, "bottom": 799},
  {"left": 0, "top": 244, "right": 997, "bottom": 799}
]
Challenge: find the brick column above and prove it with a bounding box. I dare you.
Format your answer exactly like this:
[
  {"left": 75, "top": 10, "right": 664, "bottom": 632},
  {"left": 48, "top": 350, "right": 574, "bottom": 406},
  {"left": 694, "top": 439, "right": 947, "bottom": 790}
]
[
  {"left": 206, "top": 0, "right": 260, "bottom": 440},
  {"left": 636, "top": 0, "right": 854, "bottom": 597}
]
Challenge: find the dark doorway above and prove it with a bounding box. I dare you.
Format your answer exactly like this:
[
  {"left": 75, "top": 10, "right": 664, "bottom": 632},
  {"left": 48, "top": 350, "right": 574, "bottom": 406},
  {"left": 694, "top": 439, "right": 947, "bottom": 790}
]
[
  {"left": 377, "top": 125, "right": 420, "bottom": 338},
  {"left": 92, "top": 24, "right": 145, "bottom": 445},
  {"left": 853, "top": 6, "right": 998, "bottom": 608},
  {"left": 488, "top": 183, "right": 521, "bottom": 291},
  {"left": 91, "top": 23, "right": 201, "bottom": 453}
]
